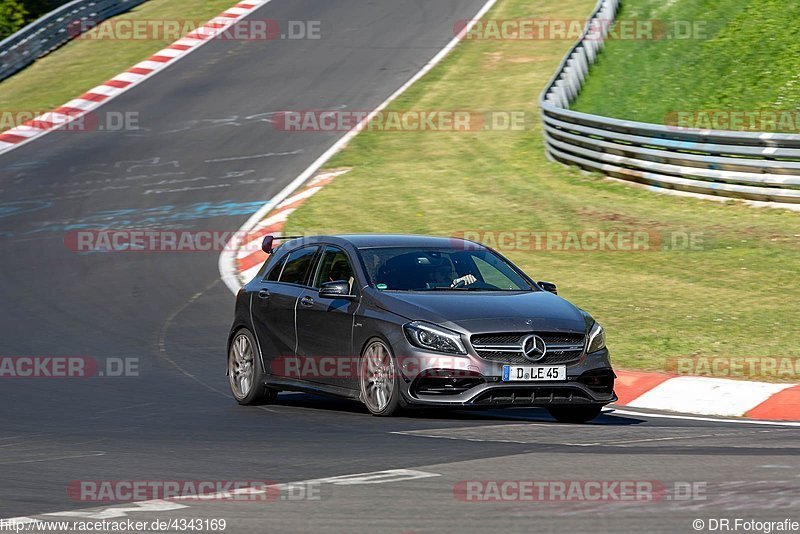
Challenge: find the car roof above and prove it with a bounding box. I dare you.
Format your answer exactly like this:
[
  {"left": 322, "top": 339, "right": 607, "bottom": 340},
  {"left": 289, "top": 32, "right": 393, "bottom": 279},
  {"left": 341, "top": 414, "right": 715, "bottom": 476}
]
[{"left": 281, "top": 234, "right": 483, "bottom": 250}]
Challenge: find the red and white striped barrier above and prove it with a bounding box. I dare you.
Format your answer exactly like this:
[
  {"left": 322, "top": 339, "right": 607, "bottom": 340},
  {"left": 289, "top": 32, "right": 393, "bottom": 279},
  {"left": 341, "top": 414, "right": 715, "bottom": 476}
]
[{"left": 615, "top": 370, "right": 799, "bottom": 421}]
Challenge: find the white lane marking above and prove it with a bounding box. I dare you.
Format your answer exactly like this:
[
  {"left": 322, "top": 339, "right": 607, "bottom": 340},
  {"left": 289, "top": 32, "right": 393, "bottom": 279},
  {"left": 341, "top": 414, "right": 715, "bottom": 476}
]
[
  {"left": 0, "top": 433, "right": 48, "bottom": 443},
  {"left": 6, "top": 469, "right": 439, "bottom": 521},
  {"left": 45, "top": 500, "right": 187, "bottom": 520},
  {"left": 626, "top": 376, "right": 793, "bottom": 417},
  {"left": 153, "top": 279, "right": 261, "bottom": 407},
  {"left": 308, "top": 469, "right": 440, "bottom": 486},
  {"left": 390, "top": 427, "right": 684, "bottom": 447},
  {"left": 92, "top": 402, "right": 157, "bottom": 415},
  {"left": 173, "top": 469, "right": 443, "bottom": 498},
  {"left": 561, "top": 432, "right": 740, "bottom": 447},
  {"left": 393, "top": 424, "right": 796, "bottom": 447},
  {"left": 218, "top": 0, "right": 500, "bottom": 293},
  {"left": 204, "top": 150, "right": 303, "bottom": 163},
  {"left": 0, "top": 452, "right": 106, "bottom": 464},
  {"left": 610, "top": 408, "right": 800, "bottom": 427},
  {"left": 391, "top": 431, "right": 529, "bottom": 445},
  {"left": 390, "top": 422, "right": 557, "bottom": 444}
]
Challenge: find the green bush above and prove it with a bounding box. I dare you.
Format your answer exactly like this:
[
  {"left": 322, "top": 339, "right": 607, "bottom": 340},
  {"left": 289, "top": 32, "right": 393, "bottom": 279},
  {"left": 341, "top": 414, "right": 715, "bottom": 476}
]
[
  {"left": 0, "top": 0, "right": 28, "bottom": 39},
  {"left": 0, "top": 1, "right": 77, "bottom": 40}
]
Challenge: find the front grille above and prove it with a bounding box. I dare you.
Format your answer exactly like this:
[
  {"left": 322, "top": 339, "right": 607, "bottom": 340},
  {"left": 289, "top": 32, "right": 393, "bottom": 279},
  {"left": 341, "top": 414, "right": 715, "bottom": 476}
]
[
  {"left": 472, "top": 334, "right": 523, "bottom": 345},
  {"left": 471, "top": 332, "right": 585, "bottom": 365},
  {"left": 472, "top": 332, "right": 585, "bottom": 346}
]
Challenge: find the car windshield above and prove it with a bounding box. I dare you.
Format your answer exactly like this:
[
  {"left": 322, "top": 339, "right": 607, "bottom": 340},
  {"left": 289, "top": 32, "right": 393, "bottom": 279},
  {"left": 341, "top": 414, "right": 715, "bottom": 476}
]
[{"left": 358, "top": 247, "right": 533, "bottom": 291}]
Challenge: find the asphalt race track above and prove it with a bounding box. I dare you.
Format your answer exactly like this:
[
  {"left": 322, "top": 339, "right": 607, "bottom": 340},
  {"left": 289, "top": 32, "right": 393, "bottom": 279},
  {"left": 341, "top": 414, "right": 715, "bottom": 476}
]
[{"left": 0, "top": 0, "right": 798, "bottom": 531}]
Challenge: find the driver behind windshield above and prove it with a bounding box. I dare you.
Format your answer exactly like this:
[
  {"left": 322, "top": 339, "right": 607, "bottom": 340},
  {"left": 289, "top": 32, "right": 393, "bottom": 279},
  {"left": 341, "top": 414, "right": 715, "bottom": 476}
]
[
  {"left": 390, "top": 253, "right": 479, "bottom": 289},
  {"left": 369, "top": 247, "right": 529, "bottom": 291}
]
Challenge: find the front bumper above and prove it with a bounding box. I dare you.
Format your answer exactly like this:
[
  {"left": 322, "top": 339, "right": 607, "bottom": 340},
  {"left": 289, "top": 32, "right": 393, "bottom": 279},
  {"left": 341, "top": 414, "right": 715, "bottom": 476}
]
[
  {"left": 407, "top": 378, "right": 617, "bottom": 407},
  {"left": 394, "top": 340, "right": 615, "bottom": 407}
]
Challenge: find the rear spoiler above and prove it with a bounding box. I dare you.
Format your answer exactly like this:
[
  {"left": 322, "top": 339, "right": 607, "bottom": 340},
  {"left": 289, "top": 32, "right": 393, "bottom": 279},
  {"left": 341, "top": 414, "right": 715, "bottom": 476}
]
[{"left": 262, "top": 235, "right": 306, "bottom": 253}]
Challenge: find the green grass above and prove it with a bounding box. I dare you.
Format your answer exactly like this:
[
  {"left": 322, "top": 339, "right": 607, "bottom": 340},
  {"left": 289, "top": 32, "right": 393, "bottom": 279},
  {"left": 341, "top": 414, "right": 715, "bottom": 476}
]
[
  {"left": 573, "top": 0, "right": 800, "bottom": 127},
  {"left": 0, "top": 0, "right": 237, "bottom": 129},
  {"left": 284, "top": 0, "right": 800, "bottom": 379}
]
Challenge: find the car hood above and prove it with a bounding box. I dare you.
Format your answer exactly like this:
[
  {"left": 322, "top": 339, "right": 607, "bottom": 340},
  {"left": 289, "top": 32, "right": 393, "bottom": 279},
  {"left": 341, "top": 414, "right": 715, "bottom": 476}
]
[{"left": 370, "top": 290, "right": 588, "bottom": 334}]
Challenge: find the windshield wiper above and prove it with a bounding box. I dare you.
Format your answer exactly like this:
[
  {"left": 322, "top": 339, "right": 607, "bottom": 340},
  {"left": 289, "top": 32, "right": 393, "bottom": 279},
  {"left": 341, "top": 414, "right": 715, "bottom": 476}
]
[{"left": 423, "top": 286, "right": 491, "bottom": 291}]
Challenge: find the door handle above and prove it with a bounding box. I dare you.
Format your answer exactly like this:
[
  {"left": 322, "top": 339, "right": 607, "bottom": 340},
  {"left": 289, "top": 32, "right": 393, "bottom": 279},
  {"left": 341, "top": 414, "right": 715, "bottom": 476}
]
[
  {"left": 258, "top": 289, "right": 270, "bottom": 300},
  {"left": 300, "top": 295, "right": 314, "bottom": 307}
]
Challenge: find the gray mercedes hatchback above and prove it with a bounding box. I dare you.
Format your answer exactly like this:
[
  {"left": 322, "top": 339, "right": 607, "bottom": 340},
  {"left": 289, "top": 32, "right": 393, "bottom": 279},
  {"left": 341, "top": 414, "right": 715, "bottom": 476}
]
[{"left": 228, "top": 234, "right": 615, "bottom": 423}]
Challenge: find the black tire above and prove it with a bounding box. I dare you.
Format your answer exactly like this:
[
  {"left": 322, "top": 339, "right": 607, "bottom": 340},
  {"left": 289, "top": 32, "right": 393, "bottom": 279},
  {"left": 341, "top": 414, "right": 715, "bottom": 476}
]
[
  {"left": 228, "top": 328, "right": 278, "bottom": 406},
  {"left": 547, "top": 405, "right": 603, "bottom": 424},
  {"left": 359, "top": 338, "right": 402, "bottom": 417}
]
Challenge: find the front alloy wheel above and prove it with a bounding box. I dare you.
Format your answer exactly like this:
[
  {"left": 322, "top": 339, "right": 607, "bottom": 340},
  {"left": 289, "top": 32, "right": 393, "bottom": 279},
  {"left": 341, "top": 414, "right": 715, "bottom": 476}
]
[
  {"left": 228, "top": 328, "right": 277, "bottom": 405},
  {"left": 359, "top": 339, "right": 401, "bottom": 416}
]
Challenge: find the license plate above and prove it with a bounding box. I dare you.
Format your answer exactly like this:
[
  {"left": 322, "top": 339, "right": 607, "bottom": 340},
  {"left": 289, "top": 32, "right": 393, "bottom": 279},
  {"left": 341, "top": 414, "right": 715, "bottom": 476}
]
[{"left": 502, "top": 365, "right": 566, "bottom": 381}]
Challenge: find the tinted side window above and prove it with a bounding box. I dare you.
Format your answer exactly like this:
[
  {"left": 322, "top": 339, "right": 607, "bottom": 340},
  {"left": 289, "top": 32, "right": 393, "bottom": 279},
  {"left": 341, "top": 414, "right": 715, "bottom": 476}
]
[
  {"left": 313, "top": 247, "right": 355, "bottom": 289},
  {"left": 279, "top": 247, "right": 318, "bottom": 285},
  {"left": 264, "top": 255, "right": 286, "bottom": 282}
]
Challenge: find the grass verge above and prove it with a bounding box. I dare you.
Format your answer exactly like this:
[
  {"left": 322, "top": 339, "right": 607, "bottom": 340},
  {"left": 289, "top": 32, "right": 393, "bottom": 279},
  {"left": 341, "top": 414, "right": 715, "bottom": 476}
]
[
  {"left": 572, "top": 0, "right": 800, "bottom": 128},
  {"left": 284, "top": 0, "right": 800, "bottom": 380},
  {"left": 0, "top": 0, "right": 237, "bottom": 130}
]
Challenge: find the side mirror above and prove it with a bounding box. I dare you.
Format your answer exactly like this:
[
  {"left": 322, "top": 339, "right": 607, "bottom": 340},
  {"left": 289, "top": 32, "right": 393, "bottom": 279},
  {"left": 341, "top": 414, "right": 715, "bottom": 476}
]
[
  {"left": 262, "top": 236, "right": 274, "bottom": 253},
  {"left": 319, "top": 280, "right": 356, "bottom": 300},
  {"left": 538, "top": 281, "right": 557, "bottom": 295}
]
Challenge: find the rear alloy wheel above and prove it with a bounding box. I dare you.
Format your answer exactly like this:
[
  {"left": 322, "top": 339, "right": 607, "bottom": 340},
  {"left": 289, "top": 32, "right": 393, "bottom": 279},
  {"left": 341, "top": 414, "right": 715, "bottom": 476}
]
[
  {"left": 547, "top": 405, "right": 603, "bottom": 424},
  {"left": 359, "top": 339, "right": 401, "bottom": 416},
  {"left": 228, "top": 328, "right": 277, "bottom": 405}
]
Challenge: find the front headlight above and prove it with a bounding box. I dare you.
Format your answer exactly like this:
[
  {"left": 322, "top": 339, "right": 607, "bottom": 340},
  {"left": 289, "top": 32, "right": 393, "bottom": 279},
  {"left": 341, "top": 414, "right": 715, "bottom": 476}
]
[
  {"left": 403, "top": 321, "right": 466, "bottom": 355},
  {"left": 587, "top": 322, "right": 606, "bottom": 353}
]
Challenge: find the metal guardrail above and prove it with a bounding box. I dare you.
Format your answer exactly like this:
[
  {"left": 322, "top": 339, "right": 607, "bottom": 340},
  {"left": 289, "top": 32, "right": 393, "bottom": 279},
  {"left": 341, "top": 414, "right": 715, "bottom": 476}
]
[
  {"left": 539, "top": 0, "right": 800, "bottom": 204},
  {"left": 0, "top": 0, "right": 149, "bottom": 82}
]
